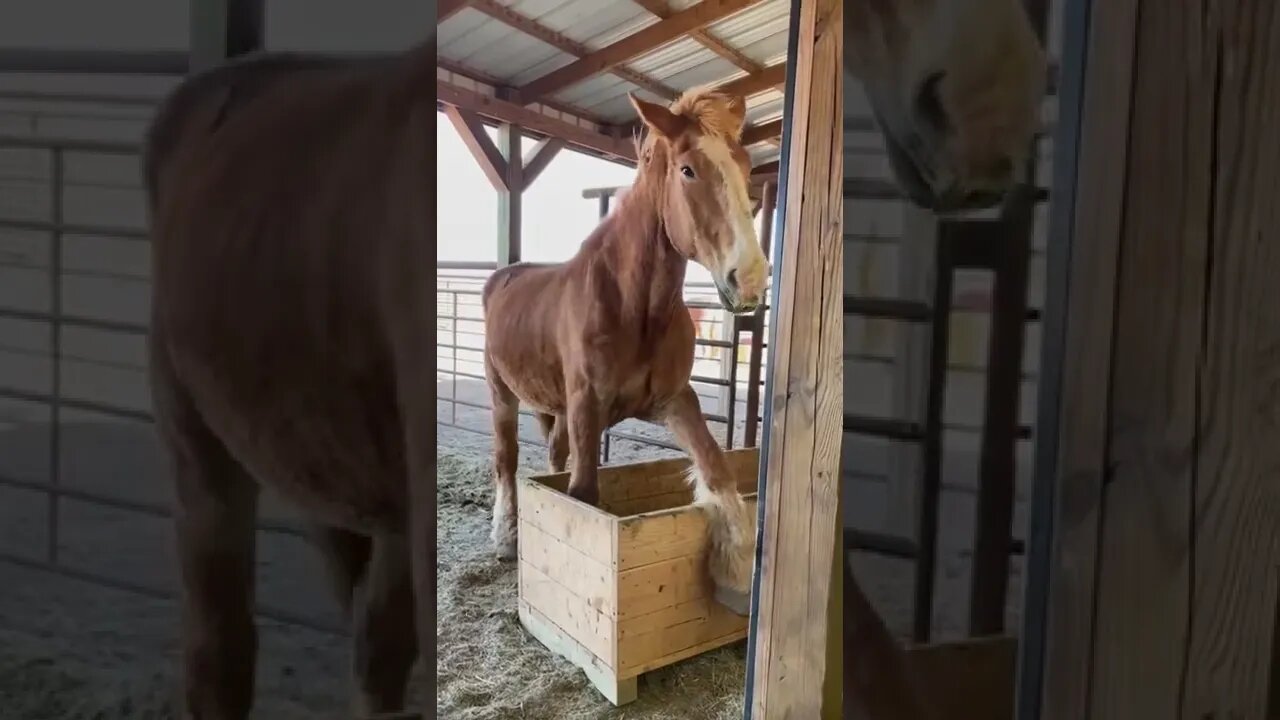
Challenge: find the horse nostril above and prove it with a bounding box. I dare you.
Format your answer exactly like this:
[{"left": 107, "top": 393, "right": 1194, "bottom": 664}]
[{"left": 726, "top": 269, "right": 739, "bottom": 291}]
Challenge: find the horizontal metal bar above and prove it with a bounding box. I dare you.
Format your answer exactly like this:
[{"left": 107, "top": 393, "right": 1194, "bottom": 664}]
[
  {"left": 441, "top": 391, "right": 728, "bottom": 425},
  {"left": 844, "top": 296, "right": 932, "bottom": 321},
  {"left": 0, "top": 307, "right": 149, "bottom": 335},
  {"left": 0, "top": 49, "right": 188, "bottom": 75},
  {"left": 602, "top": 428, "right": 682, "bottom": 453},
  {"left": 845, "top": 528, "right": 918, "bottom": 559},
  {"left": 0, "top": 550, "right": 344, "bottom": 634},
  {"left": 844, "top": 528, "right": 1026, "bottom": 559},
  {"left": 0, "top": 473, "right": 306, "bottom": 538},
  {"left": 436, "top": 260, "right": 497, "bottom": 270},
  {"left": 842, "top": 414, "right": 925, "bottom": 441},
  {"left": 689, "top": 374, "right": 731, "bottom": 388},
  {"left": 0, "top": 133, "right": 143, "bottom": 155},
  {"left": 0, "top": 216, "right": 149, "bottom": 240},
  {"left": 0, "top": 89, "right": 162, "bottom": 107},
  {"left": 437, "top": 418, "right": 546, "bottom": 448},
  {"left": 0, "top": 385, "right": 153, "bottom": 422}
]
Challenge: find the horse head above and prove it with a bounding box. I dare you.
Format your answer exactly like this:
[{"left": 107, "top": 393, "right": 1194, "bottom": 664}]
[
  {"left": 629, "top": 89, "right": 770, "bottom": 315},
  {"left": 847, "top": 0, "right": 1047, "bottom": 213}
]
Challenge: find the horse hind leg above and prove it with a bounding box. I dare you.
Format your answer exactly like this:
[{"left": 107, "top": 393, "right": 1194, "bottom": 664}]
[
  {"left": 485, "top": 356, "right": 520, "bottom": 559},
  {"left": 536, "top": 412, "right": 569, "bottom": 473},
  {"left": 154, "top": 377, "right": 259, "bottom": 719}
]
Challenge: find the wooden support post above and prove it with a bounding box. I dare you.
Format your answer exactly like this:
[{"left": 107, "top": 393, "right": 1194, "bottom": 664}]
[
  {"left": 497, "top": 124, "right": 523, "bottom": 266},
  {"left": 189, "top": 0, "right": 263, "bottom": 70},
  {"left": 1022, "top": 0, "right": 1280, "bottom": 718},
  {"left": 747, "top": 0, "right": 842, "bottom": 716}
]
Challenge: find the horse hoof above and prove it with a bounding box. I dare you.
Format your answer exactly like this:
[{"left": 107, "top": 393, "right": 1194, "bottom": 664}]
[
  {"left": 492, "top": 536, "right": 517, "bottom": 561},
  {"left": 714, "top": 585, "right": 751, "bottom": 616}
]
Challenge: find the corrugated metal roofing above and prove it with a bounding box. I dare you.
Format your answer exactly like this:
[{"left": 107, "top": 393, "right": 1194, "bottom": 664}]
[{"left": 438, "top": 0, "right": 790, "bottom": 165}]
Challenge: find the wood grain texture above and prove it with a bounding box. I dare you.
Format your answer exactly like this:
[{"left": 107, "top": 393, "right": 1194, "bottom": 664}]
[
  {"left": 1180, "top": 2, "right": 1280, "bottom": 716},
  {"left": 516, "top": 0, "right": 758, "bottom": 103},
  {"left": 1088, "top": 0, "right": 1216, "bottom": 712},
  {"left": 748, "top": 0, "right": 843, "bottom": 716},
  {"left": 1038, "top": 0, "right": 1141, "bottom": 714},
  {"left": 1040, "top": 0, "right": 1280, "bottom": 717},
  {"left": 907, "top": 636, "right": 1016, "bottom": 720}
]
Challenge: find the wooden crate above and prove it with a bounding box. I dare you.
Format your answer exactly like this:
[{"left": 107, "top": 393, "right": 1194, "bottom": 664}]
[{"left": 516, "top": 447, "right": 759, "bottom": 705}]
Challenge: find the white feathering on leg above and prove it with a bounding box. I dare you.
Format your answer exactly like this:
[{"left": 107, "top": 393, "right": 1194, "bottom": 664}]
[
  {"left": 686, "top": 467, "right": 756, "bottom": 594},
  {"left": 490, "top": 482, "right": 517, "bottom": 559}
]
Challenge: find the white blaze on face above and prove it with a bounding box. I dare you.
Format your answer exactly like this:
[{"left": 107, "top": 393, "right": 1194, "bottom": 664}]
[{"left": 695, "top": 134, "right": 768, "bottom": 300}]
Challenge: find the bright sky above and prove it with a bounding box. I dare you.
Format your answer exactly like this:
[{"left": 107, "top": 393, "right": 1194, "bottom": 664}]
[{"left": 435, "top": 112, "right": 714, "bottom": 282}]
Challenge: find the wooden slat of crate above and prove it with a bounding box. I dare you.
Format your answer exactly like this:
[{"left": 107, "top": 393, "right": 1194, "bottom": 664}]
[
  {"left": 616, "top": 551, "right": 711, "bottom": 619},
  {"left": 518, "top": 600, "right": 637, "bottom": 706},
  {"left": 616, "top": 508, "right": 710, "bottom": 571},
  {"left": 615, "top": 493, "right": 759, "bottom": 571},
  {"left": 518, "top": 477, "right": 616, "bottom": 567},
  {"left": 519, "top": 560, "right": 616, "bottom": 667},
  {"left": 530, "top": 447, "right": 760, "bottom": 511},
  {"left": 617, "top": 595, "right": 750, "bottom": 676},
  {"left": 519, "top": 519, "right": 616, "bottom": 617}
]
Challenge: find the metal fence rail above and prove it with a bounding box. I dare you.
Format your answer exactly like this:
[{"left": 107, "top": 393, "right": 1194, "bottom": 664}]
[
  {"left": 435, "top": 272, "right": 770, "bottom": 460},
  {"left": 0, "top": 115, "right": 341, "bottom": 633}
]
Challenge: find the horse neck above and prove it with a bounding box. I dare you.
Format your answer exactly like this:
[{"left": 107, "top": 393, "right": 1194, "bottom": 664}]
[{"left": 599, "top": 181, "right": 688, "bottom": 325}]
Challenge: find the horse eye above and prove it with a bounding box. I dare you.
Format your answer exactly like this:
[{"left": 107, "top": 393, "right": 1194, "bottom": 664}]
[
  {"left": 680, "top": 165, "right": 695, "bottom": 179},
  {"left": 915, "top": 72, "right": 948, "bottom": 132}
]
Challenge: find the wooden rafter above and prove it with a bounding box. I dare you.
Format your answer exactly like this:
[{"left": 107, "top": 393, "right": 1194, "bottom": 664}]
[
  {"left": 442, "top": 105, "right": 509, "bottom": 191},
  {"left": 742, "top": 118, "right": 783, "bottom": 146},
  {"left": 466, "top": 0, "right": 679, "bottom": 100},
  {"left": 517, "top": 0, "right": 759, "bottom": 104},
  {"left": 719, "top": 61, "right": 786, "bottom": 98},
  {"left": 437, "top": 79, "right": 637, "bottom": 163},
  {"left": 631, "top": 0, "right": 762, "bottom": 74},
  {"left": 522, "top": 137, "right": 565, "bottom": 187},
  {"left": 437, "top": 58, "right": 613, "bottom": 127},
  {"left": 438, "top": 0, "right": 470, "bottom": 23}
]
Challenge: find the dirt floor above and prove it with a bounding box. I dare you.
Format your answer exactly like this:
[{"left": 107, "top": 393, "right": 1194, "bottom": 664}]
[{"left": 435, "top": 429, "right": 749, "bottom": 720}]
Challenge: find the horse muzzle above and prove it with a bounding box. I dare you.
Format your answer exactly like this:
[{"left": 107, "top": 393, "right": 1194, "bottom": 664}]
[{"left": 715, "top": 276, "right": 762, "bottom": 316}]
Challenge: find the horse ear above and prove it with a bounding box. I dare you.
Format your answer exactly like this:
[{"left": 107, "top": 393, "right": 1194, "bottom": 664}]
[
  {"left": 629, "top": 93, "right": 686, "bottom": 140},
  {"left": 722, "top": 93, "right": 748, "bottom": 140}
]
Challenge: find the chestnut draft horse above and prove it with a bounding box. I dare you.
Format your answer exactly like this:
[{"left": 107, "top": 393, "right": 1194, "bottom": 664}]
[
  {"left": 144, "top": 43, "right": 434, "bottom": 718},
  {"left": 482, "top": 89, "right": 771, "bottom": 612}
]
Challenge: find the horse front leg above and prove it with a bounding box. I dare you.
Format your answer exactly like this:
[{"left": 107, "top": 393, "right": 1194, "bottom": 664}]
[
  {"left": 661, "top": 385, "right": 755, "bottom": 615},
  {"left": 564, "top": 378, "right": 601, "bottom": 506}
]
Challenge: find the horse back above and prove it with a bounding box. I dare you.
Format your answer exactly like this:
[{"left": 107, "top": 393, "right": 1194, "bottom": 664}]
[{"left": 145, "top": 49, "right": 432, "bottom": 530}]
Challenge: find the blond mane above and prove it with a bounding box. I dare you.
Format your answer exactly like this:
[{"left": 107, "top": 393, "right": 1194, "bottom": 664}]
[{"left": 633, "top": 85, "right": 746, "bottom": 159}]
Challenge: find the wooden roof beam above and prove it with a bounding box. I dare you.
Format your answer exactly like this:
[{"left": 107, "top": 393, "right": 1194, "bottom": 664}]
[
  {"left": 437, "top": 79, "right": 638, "bottom": 164},
  {"left": 631, "top": 0, "right": 763, "bottom": 74},
  {"left": 517, "top": 0, "right": 760, "bottom": 104},
  {"left": 436, "top": 58, "right": 613, "bottom": 127},
  {"left": 467, "top": 0, "right": 679, "bottom": 100},
  {"left": 719, "top": 61, "right": 786, "bottom": 98},
  {"left": 742, "top": 118, "right": 783, "bottom": 146}
]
